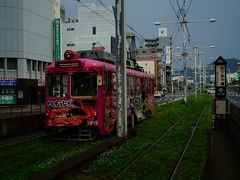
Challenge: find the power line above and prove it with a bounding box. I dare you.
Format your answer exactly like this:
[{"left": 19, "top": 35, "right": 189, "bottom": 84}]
[
  {"left": 94, "top": 0, "right": 146, "bottom": 40},
  {"left": 127, "top": 25, "right": 145, "bottom": 40},
  {"left": 176, "top": 1, "right": 194, "bottom": 47},
  {"left": 77, "top": 0, "right": 115, "bottom": 25},
  {"left": 96, "top": 0, "right": 113, "bottom": 14},
  {"left": 185, "top": 0, "right": 193, "bottom": 15},
  {"left": 171, "top": 25, "right": 181, "bottom": 43},
  {"left": 168, "top": 0, "right": 193, "bottom": 47}
]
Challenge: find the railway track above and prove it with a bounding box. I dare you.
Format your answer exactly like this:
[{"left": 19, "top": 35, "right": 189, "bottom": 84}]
[
  {"left": 113, "top": 113, "right": 182, "bottom": 179},
  {"left": 0, "top": 97, "right": 211, "bottom": 179},
  {"left": 113, "top": 104, "right": 206, "bottom": 179},
  {"left": 168, "top": 104, "right": 206, "bottom": 180},
  {"left": 0, "top": 130, "right": 47, "bottom": 148}
]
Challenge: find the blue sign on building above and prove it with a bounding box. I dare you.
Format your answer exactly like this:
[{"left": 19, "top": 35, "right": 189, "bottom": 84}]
[{"left": 0, "top": 78, "right": 17, "bottom": 86}]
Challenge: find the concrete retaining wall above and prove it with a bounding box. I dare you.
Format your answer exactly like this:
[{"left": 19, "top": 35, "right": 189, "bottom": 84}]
[{"left": 0, "top": 115, "right": 45, "bottom": 137}]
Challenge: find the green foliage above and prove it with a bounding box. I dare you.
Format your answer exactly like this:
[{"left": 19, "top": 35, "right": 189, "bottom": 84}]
[
  {"left": 174, "top": 97, "right": 211, "bottom": 180},
  {"left": 0, "top": 138, "right": 105, "bottom": 179},
  {"left": 0, "top": 97, "right": 211, "bottom": 180},
  {"left": 74, "top": 96, "right": 211, "bottom": 179}
]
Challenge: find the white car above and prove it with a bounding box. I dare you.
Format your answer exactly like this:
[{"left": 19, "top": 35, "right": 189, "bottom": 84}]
[
  {"left": 154, "top": 91, "right": 164, "bottom": 98},
  {"left": 207, "top": 88, "right": 215, "bottom": 94}
]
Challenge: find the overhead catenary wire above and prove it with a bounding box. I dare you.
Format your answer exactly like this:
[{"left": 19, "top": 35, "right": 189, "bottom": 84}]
[
  {"left": 185, "top": 0, "right": 193, "bottom": 16},
  {"left": 77, "top": 0, "right": 146, "bottom": 41},
  {"left": 168, "top": 0, "right": 191, "bottom": 46},
  {"left": 97, "top": 0, "right": 146, "bottom": 40},
  {"left": 96, "top": 0, "right": 113, "bottom": 14},
  {"left": 168, "top": 0, "right": 195, "bottom": 48},
  {"left": 77, "top": 0, "right": 115, "bottom": 25}
]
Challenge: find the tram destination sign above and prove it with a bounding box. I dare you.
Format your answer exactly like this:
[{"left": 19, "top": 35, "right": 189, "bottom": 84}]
[{"left": 57, "top": 62, "right": 80, "bottom": 68}]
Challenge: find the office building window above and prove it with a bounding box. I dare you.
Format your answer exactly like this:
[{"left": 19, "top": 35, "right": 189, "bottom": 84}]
[
  {"left": 92, "top": 27, "right": 96, "bottom": 35},
  {"left": 27, "top": 59, "right": 31, "bottom": 71},
  {"left": 67, "top": 27, "right": 75, "bottom": 31},
  {"left": 67, "top": 43, "right": 75, "bottom": 46},
  {"left": 7, "top": 58, "right": 17, "bottom": 70},
  {"left": 43, "top": 62, "right": 46, "bottom": 71},
  {"left": 38, "top": 61, "right": 41, "bottom": 72},
  {"left": 0, "top": 58, "right": 4, "bottom": 69},
  {"left": 32, "top": 60, "right": 36, "bottom": 71}
]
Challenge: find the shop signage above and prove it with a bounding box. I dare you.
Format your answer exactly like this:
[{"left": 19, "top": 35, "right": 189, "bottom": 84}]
[
  {"left": 0, "top": 94, "right": 17, "bottom": 104},
  {"left": 54, "top": 18, "right": 61, "bottom": 60},
  {"left": 0, "top": 78, "right": 17, "bottom": 86}
]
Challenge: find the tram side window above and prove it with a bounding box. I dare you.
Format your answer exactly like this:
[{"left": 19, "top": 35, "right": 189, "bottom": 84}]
[
  {"left": 71, "top": 73, "right": 97, "bottom": 97},
  {"left": 48, "top": 74, "right": 67, "bottom": 97}
]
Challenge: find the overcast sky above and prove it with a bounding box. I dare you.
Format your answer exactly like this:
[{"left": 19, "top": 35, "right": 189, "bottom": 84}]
[{"left": 61, "top": 0, "right": 240, "bottom": 66}]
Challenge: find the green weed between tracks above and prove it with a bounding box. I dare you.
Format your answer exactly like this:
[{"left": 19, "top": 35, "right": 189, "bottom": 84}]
[
  {"left": 174, "top": 96, "right": 212, "bottom": 180},
  {"left": 73, "top": 96, "right": 211, "bottom": 179},
  {"left": 0, "top": 96, "right": 211, "bottom": 180},
  {"left": 0, "top": 137, "right": 106, "bottom": 179}
]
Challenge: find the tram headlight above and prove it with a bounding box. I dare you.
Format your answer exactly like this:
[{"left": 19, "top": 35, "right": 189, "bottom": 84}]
[{"left": 64, "top": 50, "right": 72, "bottom": 60}]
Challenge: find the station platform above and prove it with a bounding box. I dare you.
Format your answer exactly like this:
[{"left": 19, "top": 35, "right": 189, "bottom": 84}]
[{"left": 204, "top": 128, "right": 240, "bottom": 179}]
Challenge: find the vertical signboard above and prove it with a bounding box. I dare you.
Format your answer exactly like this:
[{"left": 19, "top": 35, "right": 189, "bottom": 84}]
[
  {"left": 54, "top": 18, "right": 61, "bottom": 60},
  {"left": 214, "top": 56, "right": 227, "bottom": 98},
  {"left": 164, "top": 46, "right": 171, "bottom": 64},
  {"left": 0, "top": 78, "right": 17, "bottom": 104}
]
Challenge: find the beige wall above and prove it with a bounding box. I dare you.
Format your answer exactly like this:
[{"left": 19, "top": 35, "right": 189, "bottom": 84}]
[{"left": 53, "top": 0, "right": 60, "bottom": 18}]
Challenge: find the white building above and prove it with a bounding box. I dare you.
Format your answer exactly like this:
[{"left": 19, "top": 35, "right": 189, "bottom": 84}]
[
  {"left": 62, "top": 3, "right": 116, "bottom": 56},
  {"left": 0, "top": 0, "right": 54, "bottom": 104}
]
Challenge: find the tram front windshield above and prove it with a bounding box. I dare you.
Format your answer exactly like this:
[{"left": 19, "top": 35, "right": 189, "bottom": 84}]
[
  {"left": 71, "top": 73, "right": 97, "bottom": 97},
  {"left": 48, "top": 74, "right": 67, "bottom": 97}
]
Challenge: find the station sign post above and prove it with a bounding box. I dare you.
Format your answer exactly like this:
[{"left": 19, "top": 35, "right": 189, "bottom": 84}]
[
  {"left": 215, "top": 56, "right": 227, "bottom": 98},
  {"left": 214, "top": 56, "right": 228, "bottom": 128}
]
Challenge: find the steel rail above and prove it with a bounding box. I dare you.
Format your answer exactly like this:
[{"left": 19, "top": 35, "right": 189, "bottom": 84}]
[
  {"left": 113, "top": 110, "right": 188, "bottom": 179},
  {"left": 168, "top": 104, "right": 206, "bottom": 180}
]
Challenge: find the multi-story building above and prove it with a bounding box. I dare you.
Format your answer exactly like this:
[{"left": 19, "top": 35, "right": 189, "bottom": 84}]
[
  {"left": 62, "top": 3, "right": 116, "bottom": 56},
  {"left": 136, "top": 33, "right": 172, "bottom": 91},
  {"left": 0, "top": 0, "right": 54, "bottom": 105},
  {"left": 136, "top": 48, "right": 162, "bottom": 90}
]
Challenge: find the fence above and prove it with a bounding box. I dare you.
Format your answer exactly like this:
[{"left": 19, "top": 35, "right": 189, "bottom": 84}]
[{"left": 0, "top": 104, "right": 45, "bottom": 120}]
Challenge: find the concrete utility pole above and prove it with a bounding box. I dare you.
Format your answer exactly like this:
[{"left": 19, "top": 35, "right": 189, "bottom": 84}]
[
  {"left": 115, "top": 0, "right": 127, "bottom": 137},
  {"left": 182, "top": 21, "right": 188, "bottom": 103},
  {"left": 199, "top": 56, "right": 202, "bottom": 95},
  {"left": 194, "top": 47, "right": 198, "bottom": 99}
]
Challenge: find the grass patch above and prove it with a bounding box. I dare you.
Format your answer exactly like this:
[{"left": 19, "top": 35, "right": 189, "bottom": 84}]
[
  {"left": 0, "top": 138, "right": 106, "bottom": 179},
  {"left": 0, "top": 96, "right": 211, "bottom": 180},
  {"left": 73, "top": 96, "right": 211, "bottom": 179},
  {"left": 174, "top": 96, "right": 212, "bottom": 180}
]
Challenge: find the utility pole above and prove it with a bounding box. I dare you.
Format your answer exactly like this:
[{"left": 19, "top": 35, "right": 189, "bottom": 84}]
[
  {"left": 115, "top": 0, "right": 127, "bottom": 138},
  {"left": 194, "top": 47, "right": 198, "bottom": 99},
  {"left": 182, "top": 21, "right": 188, "bottom": 103},
  {"left": 199, "top": 56, "right": 202, "bottom": 95}
]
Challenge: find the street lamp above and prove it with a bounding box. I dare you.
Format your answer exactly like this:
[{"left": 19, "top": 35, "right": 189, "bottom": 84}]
[
  {"left": 193, "top": 45, "right": 215, "bottom": 98},
  {"left": 155, "top": 18, "right": 216, "bottom": 103},
  {"left": 154, "top": 18, "right": 216, "bottom": 26}
]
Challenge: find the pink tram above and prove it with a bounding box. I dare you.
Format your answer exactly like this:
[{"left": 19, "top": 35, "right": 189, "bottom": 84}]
[{"left": 45, "top": 50, "right": 155, "bottom": 139}]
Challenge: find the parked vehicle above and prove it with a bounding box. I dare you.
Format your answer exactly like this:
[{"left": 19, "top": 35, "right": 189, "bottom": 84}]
[
  {"left": 154, "top": 91, "right": 164, "bottom": 98},
  {"left": 207, "top": 87, "right": 215, "bottom": 94}
]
